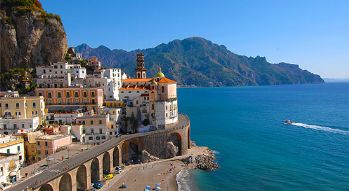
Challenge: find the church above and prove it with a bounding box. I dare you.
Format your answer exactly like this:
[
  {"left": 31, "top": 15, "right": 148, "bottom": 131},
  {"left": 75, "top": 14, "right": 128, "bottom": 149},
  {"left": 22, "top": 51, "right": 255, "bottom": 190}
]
[{"left": 119, "top": 53, "right": 179, "bottom": 132}]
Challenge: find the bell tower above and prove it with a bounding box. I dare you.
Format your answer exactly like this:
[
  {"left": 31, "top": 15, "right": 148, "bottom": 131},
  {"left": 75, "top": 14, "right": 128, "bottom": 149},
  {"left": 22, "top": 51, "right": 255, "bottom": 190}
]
[{"left": 135, "top": 53, "right": 147, "bottom": 78}]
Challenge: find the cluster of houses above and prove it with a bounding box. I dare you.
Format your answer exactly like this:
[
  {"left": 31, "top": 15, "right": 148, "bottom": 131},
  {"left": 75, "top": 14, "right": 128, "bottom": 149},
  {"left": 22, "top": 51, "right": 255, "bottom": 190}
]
[{"left": 0, "top": 49, "right": 179, "bottom": 187}]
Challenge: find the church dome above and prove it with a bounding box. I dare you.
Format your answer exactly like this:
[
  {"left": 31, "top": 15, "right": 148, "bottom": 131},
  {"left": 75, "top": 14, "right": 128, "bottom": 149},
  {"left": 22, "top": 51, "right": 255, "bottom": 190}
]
[
  {"left": 154, "top": 66, "right": 165, "bottom": 78},
  {"left": 155, "top": 71, "right": 165, "bottom": 78}
]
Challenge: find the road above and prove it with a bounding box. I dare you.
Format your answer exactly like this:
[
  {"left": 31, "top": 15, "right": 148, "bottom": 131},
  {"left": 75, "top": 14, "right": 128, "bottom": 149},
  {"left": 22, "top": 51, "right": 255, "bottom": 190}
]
[{"left": 8, "top": 114, "right": 189, "bottom": 191}]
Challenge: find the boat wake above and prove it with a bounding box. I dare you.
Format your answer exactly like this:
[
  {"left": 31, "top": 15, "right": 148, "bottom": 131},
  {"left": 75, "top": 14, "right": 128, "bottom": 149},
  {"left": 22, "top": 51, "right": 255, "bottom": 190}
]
[
  {"left": 290, "top": 122, "right": 349, "bottom": 135},
  {"left": 176, "top": 169, "right": 192, "bottom": 191}
]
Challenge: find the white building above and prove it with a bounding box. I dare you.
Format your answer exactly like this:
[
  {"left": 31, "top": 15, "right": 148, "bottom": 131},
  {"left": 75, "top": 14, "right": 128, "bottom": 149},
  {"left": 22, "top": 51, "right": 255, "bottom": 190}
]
[
  {"left": 0, "top": 117, "right": 39, "bottom": 135},
  {"left": 0, "top": 136, "right": 25, "bottom": 166},
  {"left": 101, "top": 68, "right": 122, "bottom": 83},
  {"left": 74, "top": 68, "right": 122, "bottom": 100},
  {"left": 36, "top": 73, "right": 71, "bottom": 88},
  {"left": 0, "top": 153, "right": 21, "bottom": 185},
  {"left": 119, "top": 53, "right": 179, "bottom": 132},
  {"left": 76, "top": 114, "right": 111, "bottom": 144},
  {"left": 36, "top": 62, "right": 86, "bottom": 79}
]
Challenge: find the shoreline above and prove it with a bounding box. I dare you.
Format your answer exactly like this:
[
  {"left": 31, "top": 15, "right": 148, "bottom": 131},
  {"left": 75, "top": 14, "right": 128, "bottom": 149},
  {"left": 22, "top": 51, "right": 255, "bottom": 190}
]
[{"left": 101, "top": 145, "right": 217, "bottom": 191}]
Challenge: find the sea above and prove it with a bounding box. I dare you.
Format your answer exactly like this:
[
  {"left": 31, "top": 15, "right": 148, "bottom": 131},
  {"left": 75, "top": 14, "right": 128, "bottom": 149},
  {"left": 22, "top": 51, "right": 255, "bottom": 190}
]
[{"left": 176, "top": 82, "right": 349, "bottom": 191}]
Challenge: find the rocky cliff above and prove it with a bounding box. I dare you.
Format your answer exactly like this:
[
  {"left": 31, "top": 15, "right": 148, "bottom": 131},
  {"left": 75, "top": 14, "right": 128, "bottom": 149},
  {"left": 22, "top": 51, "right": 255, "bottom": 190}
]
[{"left": 0, "top": 0, "right": 67, "bottom": 72}]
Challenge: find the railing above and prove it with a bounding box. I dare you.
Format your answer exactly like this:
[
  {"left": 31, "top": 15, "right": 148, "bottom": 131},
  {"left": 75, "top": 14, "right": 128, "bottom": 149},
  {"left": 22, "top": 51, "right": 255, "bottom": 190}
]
[{"left": 8, "top": 114, "right": 190, "bottom": 191}]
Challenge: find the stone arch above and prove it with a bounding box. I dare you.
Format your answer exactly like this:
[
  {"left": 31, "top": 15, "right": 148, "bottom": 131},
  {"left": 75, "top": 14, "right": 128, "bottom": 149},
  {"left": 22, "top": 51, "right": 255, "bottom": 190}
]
[
  {"left": 103, "top": 152, "right": 111, "bottom": 174},
  {"left": 168, "top": 132, "right": 182, "bottom": 156},
  {"left": 122, "top": 140, "right": 142, "bottom": 164},
  {"left": 91, "top": 158, "right": 100, "bottom": 183},
  {"left": 39, "top": 184, "right": 53, "bottom": 191},
  {"left": 59, "top": 173, "right": 72, "bottom": 191},
  {"left": 76, "top": 165, "right": 87, "bottom": 191},
  {"left": 113, "top": 146, "right": 119, "bottom": 167}
]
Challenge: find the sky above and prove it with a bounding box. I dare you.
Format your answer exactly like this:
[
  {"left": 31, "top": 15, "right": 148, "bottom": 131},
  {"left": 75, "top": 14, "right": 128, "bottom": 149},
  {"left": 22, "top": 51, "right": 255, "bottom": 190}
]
[{"left": 41, "top": 0, "right": 349, "bottom": 78}]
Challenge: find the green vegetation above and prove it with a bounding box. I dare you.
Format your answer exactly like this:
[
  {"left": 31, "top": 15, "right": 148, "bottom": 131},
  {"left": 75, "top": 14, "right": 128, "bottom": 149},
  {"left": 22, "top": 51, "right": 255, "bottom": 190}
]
[
  {"left": 1, "top": 0, "right": 42, "bottom": 9},
  {"left": 1, "top": 0, "right": 62, "bottom": 25},
  {"left": 0, "top": 68, "right": 36, "bottom": 93},
  {"left": 75, "top": 37, "right": 324, "bottom": 87}
]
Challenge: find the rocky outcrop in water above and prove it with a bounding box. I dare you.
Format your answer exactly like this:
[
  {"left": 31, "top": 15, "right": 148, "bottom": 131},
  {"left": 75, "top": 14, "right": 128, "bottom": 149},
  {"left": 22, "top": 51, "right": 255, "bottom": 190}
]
[
  {"left": 194, "top": 150, "right": 219, "bottom": 170},
  {"left": 0, "top": 1, "right": 67, "bottom": 72}
]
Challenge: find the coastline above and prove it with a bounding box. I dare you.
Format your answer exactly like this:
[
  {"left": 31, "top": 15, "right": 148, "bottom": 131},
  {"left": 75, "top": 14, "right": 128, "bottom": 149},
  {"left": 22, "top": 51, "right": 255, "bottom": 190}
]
[{"left": 101, "top": 145, "right": 217, "bottom": 191}]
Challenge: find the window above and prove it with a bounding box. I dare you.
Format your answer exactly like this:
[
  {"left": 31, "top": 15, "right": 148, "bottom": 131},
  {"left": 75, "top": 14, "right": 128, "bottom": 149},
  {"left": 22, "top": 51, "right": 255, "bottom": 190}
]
[
  {"left": 17, "top": 146, "right": 20, "bottom": 151},
  {"left": 75, "top": 92, "right": 79, "bottom": 97},
  {"left": 83, "top": 92, "right": 87, "bottom": 97},
  {"left": 48, "top": 92, "right": 52, "bottom": 98},
  {"left": 45, "top": 142, "right": 48, "bottom": 147},
  {"left": 89, "top": 137, "right": 93, "bottom": 140},
  {"left": 91, "top": 129, "right": 94, "bottom": 134},
  {"left": 102, "top": 136, "right": 106, "bottom": 139},
  {"left": 99, "top": 128, "right": 103, "bottom": 134},
  {"left": 57, "top": 92, "right": 62, "bottom": 98},
  {"left": 91, "top": 92, "right": 95, "bottom": 97},
  {"left": 3, "top": 124, "right": 7, "bottom": 129},
  {"left": 162, "top": 86, "right": 165, "bottom": 93},
  {"left": 7, "top": 149, "right": 10, "bottom": 154},
  {"left": 5, "top": 103, "right": 8, "bottom": 109},
  {"left": 33, "top": 102, "right": 36, "bottom": 108},
  {"left": 96, "top": 136, "right": 100, "bottom": 140},
  {"left": 22, "top": 124, "right": 25, "bottom": 128},
  {"left": 92, "top": 99, "right": 95, "bottom": 104},
  {"left": 99, "top": 120, "right": 102, "bottom": 124},
  {"left": 66, "top": 92, "right": 70, "bottom": 98},
  {"left": 37, "top": 142, "right": 40, "bottom": 146},
  {"left": 90, "top": 120, "right": 94, "bottom": 125},
  {"left": 16, "top": 103, "right": 19, "bottom": 109},
  {"left": 14, "top": 124, "right": 17, "bottom": 129}
]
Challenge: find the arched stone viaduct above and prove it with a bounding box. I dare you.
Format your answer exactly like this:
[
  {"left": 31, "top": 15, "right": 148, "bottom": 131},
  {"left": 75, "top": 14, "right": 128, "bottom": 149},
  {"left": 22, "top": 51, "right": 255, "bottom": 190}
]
[{"left": 10, "top": 115, "right": 190, "bottom": 191}]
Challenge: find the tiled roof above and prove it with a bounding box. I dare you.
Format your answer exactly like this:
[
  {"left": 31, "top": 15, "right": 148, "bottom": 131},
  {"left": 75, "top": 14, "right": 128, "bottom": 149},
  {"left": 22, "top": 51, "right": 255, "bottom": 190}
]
[
  {"left": 158, "top": 77, "right": 176, "bottom": 84},
  {"left": 122, "top": 78, "right": 152, "bottom": 83}
]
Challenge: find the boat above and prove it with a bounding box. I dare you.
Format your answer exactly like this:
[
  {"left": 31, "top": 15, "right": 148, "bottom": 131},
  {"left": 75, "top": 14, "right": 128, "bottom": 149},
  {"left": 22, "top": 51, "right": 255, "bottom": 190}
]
[{"left": 284, "top": 119, "right": 293, "bottom": 125}]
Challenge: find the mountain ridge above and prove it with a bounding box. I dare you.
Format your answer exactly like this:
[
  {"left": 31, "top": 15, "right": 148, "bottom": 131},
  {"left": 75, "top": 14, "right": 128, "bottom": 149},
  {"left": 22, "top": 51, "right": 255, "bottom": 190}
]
[{"left": 75, "top": 37, "right": 324, "bottom": 86}]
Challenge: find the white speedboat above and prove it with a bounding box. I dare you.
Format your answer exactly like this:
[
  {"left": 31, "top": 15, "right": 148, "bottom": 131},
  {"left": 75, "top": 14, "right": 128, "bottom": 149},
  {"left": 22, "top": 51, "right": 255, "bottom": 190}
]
[{"left": 284, "top": 119, "right": 293, "bottom": 125}]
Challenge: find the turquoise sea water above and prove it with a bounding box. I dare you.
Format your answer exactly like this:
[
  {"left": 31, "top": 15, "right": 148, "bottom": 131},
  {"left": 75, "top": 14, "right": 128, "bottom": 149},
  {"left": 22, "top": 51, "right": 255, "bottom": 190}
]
[{"left": 177, "top": 83, "right": 349, "bottom": 191}]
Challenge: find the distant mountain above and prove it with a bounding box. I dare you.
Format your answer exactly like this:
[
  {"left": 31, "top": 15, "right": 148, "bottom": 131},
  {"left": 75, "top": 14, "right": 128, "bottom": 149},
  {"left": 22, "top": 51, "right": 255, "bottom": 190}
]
[
  {"left": 75, "top": 37, "right": 324, "bottom": 86},
  {"left": 323, "top": 78, "right": 349, "bottom": 83}
]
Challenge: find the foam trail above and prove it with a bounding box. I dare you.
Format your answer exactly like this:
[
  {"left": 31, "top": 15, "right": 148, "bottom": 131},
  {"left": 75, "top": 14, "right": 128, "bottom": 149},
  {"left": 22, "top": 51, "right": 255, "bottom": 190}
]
[
  {"left": 291, "top": 123, "right": 349, "bottom": 135},
  {"left": 176, "top": 169, "right": 192, "bottom": 191}
]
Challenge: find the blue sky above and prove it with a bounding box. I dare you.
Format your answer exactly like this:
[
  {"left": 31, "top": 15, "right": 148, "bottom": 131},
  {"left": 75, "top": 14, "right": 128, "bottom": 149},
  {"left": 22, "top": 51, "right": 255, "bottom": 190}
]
[{"left": 41, "top": 0, "right": 349, "bottom": 78}]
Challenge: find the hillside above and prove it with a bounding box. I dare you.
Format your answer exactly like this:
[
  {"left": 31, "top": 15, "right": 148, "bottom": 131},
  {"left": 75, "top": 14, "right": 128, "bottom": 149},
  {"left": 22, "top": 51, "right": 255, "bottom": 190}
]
[
  {"left": 76, "top": 37, "right": 324, "bottom": 86},
  {"left": 0, "top": 0, "right": 67, "bottom": 72}
]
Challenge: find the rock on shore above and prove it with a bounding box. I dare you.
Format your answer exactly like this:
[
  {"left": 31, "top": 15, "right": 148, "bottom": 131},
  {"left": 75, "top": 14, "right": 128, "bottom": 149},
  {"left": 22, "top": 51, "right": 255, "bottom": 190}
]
[
  {"left": 182, "top": 146, "right": 219, "bottom": 171},
  {"left": 194, "top": 151, "right": 219, "bottom": 170}
]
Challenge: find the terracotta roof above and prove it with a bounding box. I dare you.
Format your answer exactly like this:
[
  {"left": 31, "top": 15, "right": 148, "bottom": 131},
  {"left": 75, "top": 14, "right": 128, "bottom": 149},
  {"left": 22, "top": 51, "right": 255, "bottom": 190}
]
[
  {"left": 122, "top": 78, "right": 152, "bottom": 83},
  {"left": 119, "top": 86, "right": 150, "bottom": 91},
  {"left": 158, "top": 77, "right": 176, "bottom": 84}
]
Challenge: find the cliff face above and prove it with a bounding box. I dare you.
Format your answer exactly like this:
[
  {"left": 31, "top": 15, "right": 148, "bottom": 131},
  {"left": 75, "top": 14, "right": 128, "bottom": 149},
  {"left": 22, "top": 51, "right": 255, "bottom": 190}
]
[{"left": 0, "top": 5, "right": 67, "bottom": 72}]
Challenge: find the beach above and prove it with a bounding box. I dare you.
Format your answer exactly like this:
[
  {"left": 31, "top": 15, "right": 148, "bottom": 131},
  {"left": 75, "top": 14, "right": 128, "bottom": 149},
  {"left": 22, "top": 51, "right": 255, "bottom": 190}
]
[{"left": 100, "top": 145, "right": 213, "bottom": 191}]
